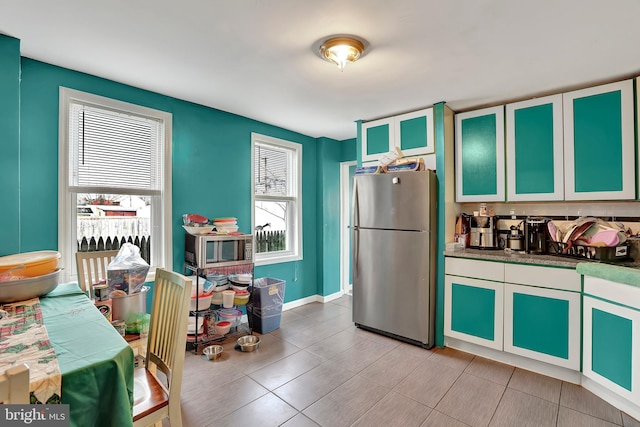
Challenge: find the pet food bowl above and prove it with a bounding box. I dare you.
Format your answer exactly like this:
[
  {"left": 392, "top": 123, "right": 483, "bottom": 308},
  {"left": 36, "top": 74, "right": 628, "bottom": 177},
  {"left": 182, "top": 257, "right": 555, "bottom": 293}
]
[
  {"left": 202, "top": 345, "right": 223, "bottom": 360},
  {"left": 237, "top": 335, "right": 261, "bottom": 352}
]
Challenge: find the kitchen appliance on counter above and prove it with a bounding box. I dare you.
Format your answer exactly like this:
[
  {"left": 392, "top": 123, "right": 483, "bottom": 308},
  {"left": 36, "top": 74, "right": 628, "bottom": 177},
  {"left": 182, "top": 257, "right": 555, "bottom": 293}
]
[
  {"left": 525, "top": 217, "right": 549, "bottom": 254},
  {"left": 507, "top": 223, "right": 524, "bottom": 250},
  {"left": 454, "top": 213, "right": 471, "bottom": 248},
  {"left": 352, "top": 170, "right": 436, "bottom": 348},
  {"left": 469, "top": 215, "right": 499, "bottom": 249}
]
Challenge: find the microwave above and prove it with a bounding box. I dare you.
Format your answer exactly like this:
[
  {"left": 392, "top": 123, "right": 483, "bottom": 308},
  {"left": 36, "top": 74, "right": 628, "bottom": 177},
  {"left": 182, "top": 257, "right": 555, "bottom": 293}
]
[{"left": 184, "top": 233, "right": 253, "bottom": 269}]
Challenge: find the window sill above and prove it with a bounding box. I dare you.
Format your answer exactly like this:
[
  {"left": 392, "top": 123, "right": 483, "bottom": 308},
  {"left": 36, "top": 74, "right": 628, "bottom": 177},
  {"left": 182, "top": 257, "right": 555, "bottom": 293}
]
[{"left": 254, "top": 253, "right": 302, "bottom": 267}]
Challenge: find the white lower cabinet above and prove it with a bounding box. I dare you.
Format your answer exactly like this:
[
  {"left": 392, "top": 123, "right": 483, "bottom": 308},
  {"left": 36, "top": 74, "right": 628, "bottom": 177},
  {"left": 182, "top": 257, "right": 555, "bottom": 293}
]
[
  {"left": 445, "top": 257, "right": 581, "bottom": 371},
  {"left": 583, "top": 277, "right": 640, "bottom": 404},
  {"left": 445, "top": 275, "right": 504, "bottom": 350},
  {"left": 504, "top": 283, "right": 581, "bottom": 370}
]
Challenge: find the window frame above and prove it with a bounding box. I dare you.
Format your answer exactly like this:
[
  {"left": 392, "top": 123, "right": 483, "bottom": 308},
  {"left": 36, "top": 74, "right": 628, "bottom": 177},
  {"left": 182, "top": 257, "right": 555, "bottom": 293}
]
[
  {"left": 58, "top": 87, "right": 173, "bottom": 283},
  {"left": 251, "top": 133, "right": 302, "bottom": 266}
]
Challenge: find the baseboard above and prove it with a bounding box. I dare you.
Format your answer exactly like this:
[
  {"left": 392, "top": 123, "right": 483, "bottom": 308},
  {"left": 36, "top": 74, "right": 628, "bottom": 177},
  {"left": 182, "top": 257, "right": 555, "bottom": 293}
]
[
  {"left": 282, "top": 290, "right": 346, "bottom": 311},
  {"left": 445, "top": 336, "right": 582, "bottom": 384}
]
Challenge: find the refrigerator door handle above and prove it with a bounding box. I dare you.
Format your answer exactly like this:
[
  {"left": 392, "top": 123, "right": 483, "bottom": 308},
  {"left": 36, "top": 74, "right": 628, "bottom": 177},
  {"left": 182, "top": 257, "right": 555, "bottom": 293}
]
[
  {"left": 352, "top": 179, "right": 359, "bottom": 273},
  {"left": 353, "top": 228, "right": 359, "bottom": 273},
  {"left": 352, "top": 178, "right": 359, "bottom": 228}
]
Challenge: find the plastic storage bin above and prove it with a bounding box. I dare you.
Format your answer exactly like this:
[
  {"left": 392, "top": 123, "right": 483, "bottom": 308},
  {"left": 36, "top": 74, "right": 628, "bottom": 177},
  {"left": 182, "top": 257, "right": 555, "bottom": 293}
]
[
  {"left": 248, "top": 277, "right": 285, "bottom": 333},
  {"left": 251, "top": 278, "right": 285, "bottom": 312},
  {"left": 247, "top": 303, "right": 282, "bottom": 334}
]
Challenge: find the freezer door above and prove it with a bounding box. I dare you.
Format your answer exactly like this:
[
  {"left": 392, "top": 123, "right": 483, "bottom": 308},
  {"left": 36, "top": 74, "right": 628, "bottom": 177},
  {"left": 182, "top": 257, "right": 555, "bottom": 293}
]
[
  {"left": 354, "top": 171, "right": 435, "bottom": 231},
  {"left": 352, "top": 228, "right": 434, "bottom": 345}
]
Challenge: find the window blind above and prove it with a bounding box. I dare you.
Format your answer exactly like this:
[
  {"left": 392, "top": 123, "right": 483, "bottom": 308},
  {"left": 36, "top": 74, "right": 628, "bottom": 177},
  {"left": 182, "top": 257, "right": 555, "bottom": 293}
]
[
  {"left": 254, "top": 143, "right": 289, "bottom": 196},
  {"left": 69, "top": 103, "right": 163, "bottom": 192}
]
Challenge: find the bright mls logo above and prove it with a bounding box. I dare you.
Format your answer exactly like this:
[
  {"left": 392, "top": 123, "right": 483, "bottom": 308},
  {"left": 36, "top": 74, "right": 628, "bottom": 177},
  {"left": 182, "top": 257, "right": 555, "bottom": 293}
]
[{"left": 2, "top": 405, "right": 69, "bottom": 426}]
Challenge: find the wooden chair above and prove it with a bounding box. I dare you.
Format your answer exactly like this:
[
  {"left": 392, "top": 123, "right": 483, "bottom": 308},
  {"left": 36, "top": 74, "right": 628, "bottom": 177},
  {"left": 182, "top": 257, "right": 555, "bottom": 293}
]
[
  {"left": 0, "top": 364, "right": 30, "bottom": 404},
  {"left": 133, "top": 268, "right": 191, "bottom": 427},
  {"left": 75, "top": 250, "right": 119, "bottom": 294}
]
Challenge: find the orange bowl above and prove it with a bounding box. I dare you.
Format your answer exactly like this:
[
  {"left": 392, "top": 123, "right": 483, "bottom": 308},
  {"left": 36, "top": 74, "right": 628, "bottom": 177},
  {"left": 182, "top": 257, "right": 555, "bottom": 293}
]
[{"left": 0, "top": 251, "right": 61, "bottom": 278}]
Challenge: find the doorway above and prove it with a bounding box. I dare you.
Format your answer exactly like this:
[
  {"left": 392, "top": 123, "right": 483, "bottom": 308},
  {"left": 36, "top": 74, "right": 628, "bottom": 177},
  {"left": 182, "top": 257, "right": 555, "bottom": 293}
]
[{"left": 340, "top": 161, "right": 356, "bottom": 295}]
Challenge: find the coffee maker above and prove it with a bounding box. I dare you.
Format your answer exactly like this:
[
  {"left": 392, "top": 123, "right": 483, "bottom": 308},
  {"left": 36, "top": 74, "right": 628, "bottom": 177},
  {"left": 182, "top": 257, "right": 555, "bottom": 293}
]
[
  {"left": 525, "top": 217, "right": 549, "bottom": 254},
  {"left": 469, "top": 215, "right": 499, "bottom": 249}
]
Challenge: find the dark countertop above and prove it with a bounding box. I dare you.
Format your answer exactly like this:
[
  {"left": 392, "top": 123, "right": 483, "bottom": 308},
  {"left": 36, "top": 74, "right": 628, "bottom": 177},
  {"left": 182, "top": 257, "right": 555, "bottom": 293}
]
[{"left": 444, "top": 248, "right": 640, "bottom": 270}]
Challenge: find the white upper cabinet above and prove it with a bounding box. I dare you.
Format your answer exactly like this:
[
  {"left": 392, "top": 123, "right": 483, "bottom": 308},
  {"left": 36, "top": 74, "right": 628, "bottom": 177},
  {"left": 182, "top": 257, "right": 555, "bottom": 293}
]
[
  {"left": 505, "top": 94, "right": 564, "bottom": 201},
  {"left": 361, "top": 107, "right": 434, "bottom": 163},
  {"left": 455, "top": 106, "right": 505, "bottom": 202},
  {"left": 563, "top": 79, "right": 635, "bottom": 200}
]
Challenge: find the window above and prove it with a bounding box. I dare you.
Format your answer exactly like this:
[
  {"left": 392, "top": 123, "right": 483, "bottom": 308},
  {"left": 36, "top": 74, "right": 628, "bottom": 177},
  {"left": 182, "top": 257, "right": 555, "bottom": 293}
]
[
  {"left": 58, "top": 88, "right": 172, "bottom": 282},
  {"left": 251, "top": 133, "right": 302, "bottom": 265}
]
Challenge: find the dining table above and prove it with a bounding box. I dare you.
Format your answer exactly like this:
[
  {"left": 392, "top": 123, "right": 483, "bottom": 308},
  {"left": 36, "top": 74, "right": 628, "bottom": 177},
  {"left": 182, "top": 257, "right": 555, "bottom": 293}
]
[{"left": 0, "top": 282, "right": 134, "bottom": 427}]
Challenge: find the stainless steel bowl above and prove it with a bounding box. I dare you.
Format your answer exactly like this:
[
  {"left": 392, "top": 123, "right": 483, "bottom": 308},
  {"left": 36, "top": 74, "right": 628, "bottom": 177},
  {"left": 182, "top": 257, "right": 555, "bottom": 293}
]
[
  {"left": 0, "top": 268, "right": 61, "bottom": 303},
  {"left": 237, "top": 335, "right": 261, "bottom": 352},
  {"left": 202, "top": 345, "right": 223, "bottom": 360}
]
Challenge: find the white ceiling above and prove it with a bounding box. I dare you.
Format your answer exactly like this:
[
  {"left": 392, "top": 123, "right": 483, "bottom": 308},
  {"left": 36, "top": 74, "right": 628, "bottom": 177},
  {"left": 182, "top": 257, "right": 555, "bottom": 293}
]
[{"left": 2, "top": 0, "right": 640, "bottom": 141}]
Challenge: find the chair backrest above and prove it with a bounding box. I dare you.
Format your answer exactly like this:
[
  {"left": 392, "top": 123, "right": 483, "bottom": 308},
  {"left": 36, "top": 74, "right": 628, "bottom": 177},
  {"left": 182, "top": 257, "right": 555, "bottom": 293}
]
[
  {"left": 145, "top": 269, "right": 192, "bottom": 406},
  {"left": 75, "top": 250, "right": 119, "bottom": 294},
  {"left": 0, "top": 364, "right": 30, "bottom": 404}
]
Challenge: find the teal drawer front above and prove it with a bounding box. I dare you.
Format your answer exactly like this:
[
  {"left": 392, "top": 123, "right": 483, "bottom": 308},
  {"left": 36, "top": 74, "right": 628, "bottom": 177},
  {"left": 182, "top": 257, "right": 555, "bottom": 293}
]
[
  {"left": 512, "top": 293, "right": 569, "bottom": 359},
  {"left": 399, "top": 116, "right": 426, "bottom": 150},
  {"left": 592, "top": 308, "right": 632, "bottom": 391},
  {"left": 366, "top": 124, "right": 390, "bottom": 156},
  {"left": 514, "top": 104, "right": 555, "bottom": 194},
  {"left": 461, "top": 114, "right": 498, "bottom": 196},
  {"left": 451, "top": 283, "right": 495, "bottom": 341},
  {"left": 573, "top": 91, "right": 623, "bottom": 193}
]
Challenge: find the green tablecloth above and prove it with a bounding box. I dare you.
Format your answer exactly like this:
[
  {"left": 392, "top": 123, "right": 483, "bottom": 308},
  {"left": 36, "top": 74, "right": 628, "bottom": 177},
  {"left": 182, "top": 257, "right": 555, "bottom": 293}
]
[{"left": 40, "top": 283, "right": 134, "bottom": 427}]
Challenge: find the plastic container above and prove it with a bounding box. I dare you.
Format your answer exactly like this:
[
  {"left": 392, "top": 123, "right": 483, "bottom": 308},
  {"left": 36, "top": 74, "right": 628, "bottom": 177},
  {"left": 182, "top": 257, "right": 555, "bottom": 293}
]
[
  {"left": 190, "top": 292, "right": 213, "bottom": 312},
  {"left": 217, "top": 308, "right": 242, "bottom": 327},
  {"left": 191, "top": 280, "right": 214, "bottom": 298},
  {"left": 0, "top": 250, "right": 61, "bottom": 278},
  {"left": 222, "top": 290, "right": 235, "bottom": 308},
  {"left": 234, "top": 290, "right": 250, "bottom": 306},
  {"left": 214, "top": 320, "right": 231, "bottom": 335},
  {"left": 211, "top": 292, "right": 223, "bottom": 305}
]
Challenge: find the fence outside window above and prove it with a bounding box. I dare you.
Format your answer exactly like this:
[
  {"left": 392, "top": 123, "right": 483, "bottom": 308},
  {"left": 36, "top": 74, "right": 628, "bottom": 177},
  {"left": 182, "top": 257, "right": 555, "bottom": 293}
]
[{"left": 255, "top": 230, "right": 286, "bottom": 253}]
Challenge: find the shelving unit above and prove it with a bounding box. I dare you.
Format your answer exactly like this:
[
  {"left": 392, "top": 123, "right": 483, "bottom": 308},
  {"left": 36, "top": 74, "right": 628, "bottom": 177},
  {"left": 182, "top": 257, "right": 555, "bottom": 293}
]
[{"left": 184, "top": 236, "right": 254, "bottom": 354}]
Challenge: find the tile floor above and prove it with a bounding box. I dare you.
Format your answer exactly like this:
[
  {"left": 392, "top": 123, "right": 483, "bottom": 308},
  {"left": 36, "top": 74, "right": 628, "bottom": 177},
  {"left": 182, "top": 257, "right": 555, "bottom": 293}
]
[{"left": 177, "top": 295, "right": 640, "bottom": 427}]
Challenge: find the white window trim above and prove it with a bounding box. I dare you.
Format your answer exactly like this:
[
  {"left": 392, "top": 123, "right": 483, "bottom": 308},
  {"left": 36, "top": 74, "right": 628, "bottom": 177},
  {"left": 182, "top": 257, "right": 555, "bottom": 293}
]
[
  {"left": 251, "top": 133, "right": 302, "bottom": 266},
  {"left": 58, "top": 87, "right": 173, "bottom": 282}
]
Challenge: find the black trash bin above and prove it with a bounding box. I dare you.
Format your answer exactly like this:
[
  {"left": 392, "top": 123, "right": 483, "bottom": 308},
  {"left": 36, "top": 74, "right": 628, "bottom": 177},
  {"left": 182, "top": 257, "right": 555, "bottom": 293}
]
[{"left": 248, "top": 278, "right": 285, "bottom": 334}]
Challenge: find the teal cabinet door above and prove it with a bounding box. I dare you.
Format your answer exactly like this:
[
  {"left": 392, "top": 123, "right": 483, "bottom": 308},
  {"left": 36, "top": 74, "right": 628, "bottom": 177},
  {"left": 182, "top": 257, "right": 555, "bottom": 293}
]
[
  {"left": 445, "top": 275, "right": 503, "bottom": 350},
  {"left": 394, "top": 108, "right": 435, "bottom": 157},
  {"left": 455, "top": 106, "right": 505, "bottom": 202},
  {"left": 361, "top": 117, "right": 394, "bottom": 163},
  {"left": 583, "top": 295, "right": 639, "bottom": 402},
  {"left": 504, "top": 284, "right": 580, "bottom": 370},
  {"left": 563, "top": 79, "right": 635, "bottom": 200},
  {"left": 506, "top": 95, "right": 564, "bottom": 201}
]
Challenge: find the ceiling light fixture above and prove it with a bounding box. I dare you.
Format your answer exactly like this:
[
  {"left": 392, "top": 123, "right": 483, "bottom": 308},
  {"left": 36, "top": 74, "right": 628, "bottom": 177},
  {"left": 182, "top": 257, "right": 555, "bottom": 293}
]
[{"left": 319, "top": 36, "right": 365, "bottom": 72}]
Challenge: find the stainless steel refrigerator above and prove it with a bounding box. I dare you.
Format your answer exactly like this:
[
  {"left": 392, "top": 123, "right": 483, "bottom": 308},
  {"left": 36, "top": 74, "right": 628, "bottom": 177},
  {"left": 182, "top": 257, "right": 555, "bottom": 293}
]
[{"left": 352, "top": 170, "right": 437, "bottom": 348}]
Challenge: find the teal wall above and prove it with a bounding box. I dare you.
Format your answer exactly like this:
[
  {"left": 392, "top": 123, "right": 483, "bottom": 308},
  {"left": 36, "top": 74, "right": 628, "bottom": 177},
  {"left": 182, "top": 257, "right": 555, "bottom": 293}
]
[
  {"left": 2, "top": 34, "right": 347, "bottom": 303},
  {"left": 0, "top": 36, "right": 21, "bottom": 255},
  {"left": 340, "top": 137, "right": 356, "bottom": 162},
  {"left": 317, "top": 137, "right": 342, "bottom": 296}
]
